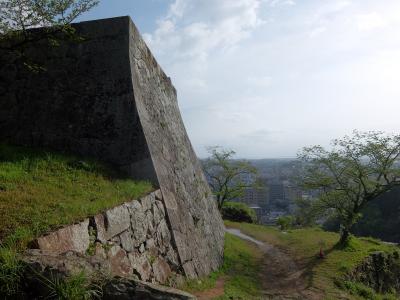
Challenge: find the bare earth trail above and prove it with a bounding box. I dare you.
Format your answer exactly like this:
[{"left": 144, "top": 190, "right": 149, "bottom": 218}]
[{"left": 225, "top": 228, "right": 322, "bottom": 300}]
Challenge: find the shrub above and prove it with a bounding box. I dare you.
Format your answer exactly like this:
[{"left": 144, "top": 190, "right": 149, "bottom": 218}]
[
  {"left": 276, "top": 215, "right": 295, "bottom": 230},
  {"left": 221, "top": 202, "right": 257, "bottom": 223}
]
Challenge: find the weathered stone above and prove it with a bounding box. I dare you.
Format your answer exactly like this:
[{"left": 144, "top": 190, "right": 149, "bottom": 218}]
[
  {"left": 108, "top": 245, "right": 132, "bottom": 277},
  {"left": 119, "top": 230, "right": 135, "bottom": 252},
  {"left": 35, "top": 219, "right": 90, "bottom": 255},
  {"left": 154, "top": 189, "right": 163, "bottom": 200},
  {"left": 156, "top": 219, "right": 171, "bottom": 249},
  {"left": 182, "top": 262, "right": 197, "bottom": 280},
  {"left": 141, "top": 192, "right": 155, "bottom": 211},
  {"left": 93, "top": 214, "right": 108, "bottom": 243},
  {"left": 128, "top": 200, "right": 148, "bottom": 247},
  {"left": 111, "top": 235, "right": 121, "bottom": 245},
  {"left": 102, "top": 277, "right": 196, "bottom": 300},
  {"left": 155, "top": 200, "right": 166, "bottom": 217},
  {"left": 152, "top": 257, "right": 172, "bottom": 284},
  {"left": 146, "top": 210, "right": 155, "bottom": 236},
  {"left": 145, "top": 238, "right": 158, "bottom": 257},
  {"left": 128, "top": 252, "right": 152, "bottom": 281},
  {"left": 93, "top": 206, "right": 131, "bottom": 243},
  {"left": 166, "top": 247, "right": 180, "bottom": 269},
  {"left": 23, "top": 249, "right": 110, "bottom": 277},
  {"left": 139, "top": 243, "right": 145, "bottom": 253},
  {"left": 153, "top": 202, "right": 162, "bottom": 225},
  {"left": 106, "top": 205, "right": 131, "bottom": 237}
]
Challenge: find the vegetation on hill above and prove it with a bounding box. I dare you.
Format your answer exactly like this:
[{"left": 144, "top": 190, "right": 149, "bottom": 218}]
[
  {"left": 298, "top": 131, "right": 400, "bottom": 245},
  {"left": 221, "top": 201, "right": 257, "bottom": 223},
  {"left": 183, "top": 232, "right": 263, "bottom": 299},
  {"left": 0, "top": 144, "right": 153, "bottom": 248},
  {"left": 324, "top": 186, "right": 400, "bottom": 243},
  {"left": 226, "top": 221, "right": 399, "bottom": 299}
]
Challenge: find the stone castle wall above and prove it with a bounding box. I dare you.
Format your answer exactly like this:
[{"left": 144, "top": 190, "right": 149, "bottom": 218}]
[
  {"left": 0, "top": 16, "right": 225, "bottom": 280},
  {"left": 25, "top": 190, "right": 184, "bottom": 286},
  {"left": 0, "top": 17, "right": 156, "bottom": 181}
]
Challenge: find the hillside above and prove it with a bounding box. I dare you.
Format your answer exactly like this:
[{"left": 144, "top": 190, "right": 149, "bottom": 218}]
[
  {"left": 188, "top": 221, "right": 399, "bottom": 299},
  {"left": 0, "top": 144, "right": 153, "bottom": 248}
]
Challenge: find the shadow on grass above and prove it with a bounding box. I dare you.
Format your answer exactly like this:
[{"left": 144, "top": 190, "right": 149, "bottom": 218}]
[
  {"left": 302, "top": 244, "right": 337, "bottom": 289},
  {"left": 0, "top": 143, "right": 131, "bottom": 180}
]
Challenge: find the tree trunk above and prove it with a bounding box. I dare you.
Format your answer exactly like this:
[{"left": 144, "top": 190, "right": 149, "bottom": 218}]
[
  {"left": 339, "top": 226, "right": 351, "bottom": 245},
  {"left": 217, "top": 197, "right": 223, "bottom": 211}
]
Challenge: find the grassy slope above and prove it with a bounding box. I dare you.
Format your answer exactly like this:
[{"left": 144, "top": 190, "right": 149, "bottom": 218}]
[
  {"left": 226, "top": 221, "right": 398, "bottom": 300},
  {"left": 0, "top": 144, "right": 153, "bottom": 248},
  {"left": 183, "top": 233, "right": 264, "bottom": 299}
]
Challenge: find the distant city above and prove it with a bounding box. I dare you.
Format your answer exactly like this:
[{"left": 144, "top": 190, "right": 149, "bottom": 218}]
[{"left": 204, "top": 158, "right": 314, "bottom": 224}]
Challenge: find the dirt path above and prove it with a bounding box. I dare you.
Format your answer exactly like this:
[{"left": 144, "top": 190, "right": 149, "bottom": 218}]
[
  {"left": 193, "top": 277, "right": 225, "bottom": 300},
  {"left": 226, "top": 228, "right": 320, "bottom": 300}
]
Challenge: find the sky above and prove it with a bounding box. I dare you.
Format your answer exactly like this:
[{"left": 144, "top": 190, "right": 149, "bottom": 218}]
[{"left": 79, "top": 0, "right": 400, "bottom": 159}]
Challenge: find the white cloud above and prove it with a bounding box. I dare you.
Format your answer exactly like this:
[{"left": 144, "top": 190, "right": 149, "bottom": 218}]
[
  {"left": 247, "top": 76, "right": 273, "bottom": 88},
  {"left": 308, "top": 26, "right": 326, "bottom": 38},
  {"left": 145, "top": 0, "right": 266, "bottom": 65},
  {"left": 356, "top": 12, "right": 387, "bottom": 31},
  {"left": 143, "top": 0, "right": 400, "bottom": 158},
  {"left": 267, "top": 0, "right": 296, "bottom": 7}
]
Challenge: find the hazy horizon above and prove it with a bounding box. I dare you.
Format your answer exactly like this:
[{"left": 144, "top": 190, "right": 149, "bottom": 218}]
[{"left": 79, "top": 0, "right": 400, "bottom": 159}]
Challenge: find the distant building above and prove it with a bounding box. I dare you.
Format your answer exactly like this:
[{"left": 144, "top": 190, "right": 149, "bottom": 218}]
[{"left": 238, "top": 187, "right": 269, "bottom": 209}]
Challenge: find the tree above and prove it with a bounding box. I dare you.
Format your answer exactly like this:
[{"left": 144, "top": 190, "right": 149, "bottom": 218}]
[
  {"left": 298, "top": 131, "right": 400, "bottom": 245},
  {"left": 0, "top": 0, "right": 98, "bottom": 66},
  {"left": 294, "top": 196, "right": 319, "bottom": 227},
  {"left": 203, "top": 147, "right": 258, "bottom": 210}
]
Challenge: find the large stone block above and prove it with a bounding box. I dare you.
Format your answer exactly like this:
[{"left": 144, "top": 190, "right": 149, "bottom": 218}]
[
  {"left": 35, "top": 220, "right": 90, "bottom": 255},
  {"left": 94, "top": 204, "right": 131, "bottom": 242},
  {"left": 0, "top": 16, "right": 224, "bottom": 278},
  {"left": 108, "top": 245, "right": 132, "bottom": 277},
  {"left": 102, "top": 278, "right": 196, "bottom": 300},
  {"left": 128, "top": 251, "right": 152, "bottom": 282},
  {"left": 152, "top": 257, "right": 172, "bottom": 284},
  {"left": 127, "top": 200, "right": 148, "bottom": 247}
]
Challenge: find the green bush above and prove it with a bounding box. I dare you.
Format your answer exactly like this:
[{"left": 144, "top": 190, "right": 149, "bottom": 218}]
[
  {"left": 276, "top": 215, "right": 295, "bottom": 230},
  {"left": 221, "top": 202, "right": 257, "bottom": 223}
]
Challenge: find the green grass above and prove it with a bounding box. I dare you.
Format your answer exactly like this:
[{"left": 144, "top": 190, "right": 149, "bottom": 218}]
[
  {"left": 0, "top": 246, "right": 23, "bottom": 296},
  {"left": 0, "top": 144, "right": 153, "bottom": 249},
  {"left": 225, "top": 221, "right": 399, "bottom": 299},
  {"left": 183, "top": 233, "right": 263, "bottom": 299},
  {"left": 38, "top": 271, "right": 103, "bottom": 300}
]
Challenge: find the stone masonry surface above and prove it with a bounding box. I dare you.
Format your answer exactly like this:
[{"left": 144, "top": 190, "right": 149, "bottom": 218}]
[
  {"left": 0, "top": 16, "right": 225, "bottom": 278},
  {"left": 27, "top": 190, "right": 183, "bottom": 286}
]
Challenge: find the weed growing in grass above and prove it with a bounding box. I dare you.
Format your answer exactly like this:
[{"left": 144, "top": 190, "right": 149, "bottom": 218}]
[
  {"left": 0, "top": 246, "right": 23, "bottom": 296},
  {"left": 39, "top": 271, "right": 103, "bottom": 300},
  {"left": 86, "top": 227, "right": 97, "bottom": 256}
]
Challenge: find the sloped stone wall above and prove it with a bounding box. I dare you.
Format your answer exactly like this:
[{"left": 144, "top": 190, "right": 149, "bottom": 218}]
[
  {"left": 128, "top": 18, "right": 225, "bottom": 278},
  {"left": 26, "top": 190, "right": 184, "bottom": 285}
]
